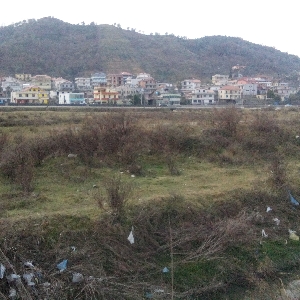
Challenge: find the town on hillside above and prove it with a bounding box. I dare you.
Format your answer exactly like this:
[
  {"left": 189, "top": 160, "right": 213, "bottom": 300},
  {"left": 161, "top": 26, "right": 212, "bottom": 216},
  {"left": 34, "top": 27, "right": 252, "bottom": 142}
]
[{"left": 0, "top": 68, "right": 299, "bottom": 106}]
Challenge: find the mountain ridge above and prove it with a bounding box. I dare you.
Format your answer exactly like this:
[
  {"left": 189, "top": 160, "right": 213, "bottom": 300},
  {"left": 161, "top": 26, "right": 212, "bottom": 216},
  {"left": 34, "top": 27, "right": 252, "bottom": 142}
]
[{"left": 0, "top": 17, "right": 299, "bottom": 82}]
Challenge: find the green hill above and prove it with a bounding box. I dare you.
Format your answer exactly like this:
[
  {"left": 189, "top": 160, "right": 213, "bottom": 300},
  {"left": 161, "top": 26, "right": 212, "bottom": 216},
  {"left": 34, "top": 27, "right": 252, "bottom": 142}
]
[{"left": 1, "top": 17, "right": 300, "bottom": 82}]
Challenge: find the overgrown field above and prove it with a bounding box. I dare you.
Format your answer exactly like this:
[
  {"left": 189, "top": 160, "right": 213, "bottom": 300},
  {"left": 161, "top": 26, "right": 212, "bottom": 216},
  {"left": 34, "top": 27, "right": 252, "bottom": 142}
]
[{"left": 1, "top": 107, "right": 300, "bottom": 299}]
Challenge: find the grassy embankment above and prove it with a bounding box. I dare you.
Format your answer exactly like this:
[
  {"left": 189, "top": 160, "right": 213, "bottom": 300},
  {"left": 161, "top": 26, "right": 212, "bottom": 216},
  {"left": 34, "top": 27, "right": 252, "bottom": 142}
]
[{"left": 1, "top": 107, "right": 300, "bottom": 299}]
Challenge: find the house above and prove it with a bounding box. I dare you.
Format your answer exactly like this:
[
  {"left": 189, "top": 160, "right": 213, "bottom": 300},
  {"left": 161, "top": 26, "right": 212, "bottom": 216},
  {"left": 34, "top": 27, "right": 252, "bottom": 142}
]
[
  {"left": 91, "top": 72, "right": 107, "bottom": 87},
  {"left": 15, "top": 74, "right": 31, "bottom": 81},
  {"left": 212, "top": 74, "right": 229, "bottom": 86},
  {"left": 181, "top": 79, "right": 201, "bottom": 93},
  {"left": 218, "top": 86, "right": 241, "bottom": 102},
  {"left": 93, "top": 87, "right": 119, "bottom": 104},
  {"left": 58, "top": 92, "right": 85, "bottom": 105},
  {"left": 75, "top": 77, "right": 92, "bottom": 91},
  {"left": 191, "top": 89, "right": 215, "bottom": 105},
  {"left": 52, "top": 77, "right": 74, "bottom": 91},
  {"left": 240, "top": 83, "right": 257, "bottom": 97},
  {"left": 31, "top": 75, "right": 52, "bottom": 90},
  {"left": 107, "top": 72, "right": 133, "bottom": 87},
  {"left": 1, "top": 77, "right": 22, "bottom": 92},
  {"left": 157, "top": 93, "right": 181, "bottom": 106},
  {"left": 11, "top": 86, "right": 49, "bottom": 104},
  {"left": 115, "top": 85, "right": 140, "bottom": 105}
]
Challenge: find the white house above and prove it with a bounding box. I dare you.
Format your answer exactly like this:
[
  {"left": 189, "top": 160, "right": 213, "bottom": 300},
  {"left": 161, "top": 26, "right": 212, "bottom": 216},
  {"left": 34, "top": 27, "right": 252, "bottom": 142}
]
[
  {"left": 191, "top": 89, "right": 215, "bottom": 105},
  {"left": 58, "top": 92, "right": 85, "bottom": 105}
]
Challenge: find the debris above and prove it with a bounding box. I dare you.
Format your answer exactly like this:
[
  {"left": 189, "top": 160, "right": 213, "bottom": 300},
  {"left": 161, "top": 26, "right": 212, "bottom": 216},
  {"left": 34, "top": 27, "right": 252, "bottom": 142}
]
[
  {"left": 0, "top": 264, "right": 5, "bottom": 279},
  {"left": 131, "top": 174, "right": 135, "bottom": 178},
  {"left": 71, "top": 246, "right": 76, "bottom": 252},
  {"left": 92, "top": 184, "right": 97, "bottom": 188},
  {"left": 72, "top": 272, "right": 84, "bottom": 283},
  {"left": 261, "top": 229, "right": 268, "bottom": 238},
  {"left": 266, "top": 206, "right": 272, "bottom": 213},
  {"left": 162, "top": 267, "right": 169, "bottom": 273},
  {"left": 6, "top": 274, "right": 21, "bottom": 283},
  {"left": 296, "top": 136, "right": 299, "bottom": 139},
  {"left": 8, "top": 288, "right": 17, "bottom": 299},
  {"left": 154, "top": 289, "right": 165, "bottom": 293},
  {"left": 289, "top": 192, "right": 299, "bottom": 206},
  {"left": 57, "top": 259, "right": 68, "bottom": 272},
  {"left": 23, "top": 273, "right": 35, "bottom": 286},
  {"left": 127, "top": 227, "right": 134, "bottom": 244},
  {"left": 273, "top": 218, "right": 280, "bottom": 226},
  {"left": 289, "top": 230, "right": 299, "bottom": 241},
  {"left": 24, "top": 261, "right": 35, "bottom": 269},
  {"left": 68, "top": 154, "right": 77, "bottom": 158},
  {"left": 145, "top": 291, "right": 153, "bottom": 298},
  {"left": 42, "top": 282, "right": 51, "bottom": 288}
]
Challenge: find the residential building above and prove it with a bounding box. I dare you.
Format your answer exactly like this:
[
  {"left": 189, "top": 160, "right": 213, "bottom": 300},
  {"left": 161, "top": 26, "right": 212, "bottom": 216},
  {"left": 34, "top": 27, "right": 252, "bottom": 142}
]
[
  {"left": 58, "top": 92, "right": 85, "bottom": 105},
  {"left": 15, "top": 74, "right": 31, "bottom": 81},
  {"left": 93, "top": 87, "right": 119, "bottom": 104},
  {"left": 138, "top": 77, "right": 157, "bottom": 94},
  {"left": 240, "top": 83, "right": 257, "bottom": 96},
  {"left": 11, "top": 86, "right": 49, "bottom": 104},
  {"left": 52, "top": 77, "right": 74, "bottom": 91},
  {"left": 31, "top": 75, "right": 52, "bottom": 90},
  {"left": 212, "top": 74, "right": 229, "bottom": 85},
  {"left": 75, "top": 77, "right": 92, "bottom": 91},
  {"left": 1, "top": 77, "right": 22, "bottom": 92},
  {"left": 181, "top": 79, "right": 201, "bottom": 93},
  {"left": 191, "top": 89, "right": 215, "bottom": 105},
  {"left": 107, "top": 72, "right": 133, "bottom": 87},
  {"left": 218, "top": 86, "right": 241, "bottom": 102},
  {"left": 91, "top": 72, "right": 107, "bottom": 87},
  {"left": 115, "top": 85, "right": 140, "bottom": 104},
  {"left": 157, "top": 93, "right": 181, "bottom": 106}
]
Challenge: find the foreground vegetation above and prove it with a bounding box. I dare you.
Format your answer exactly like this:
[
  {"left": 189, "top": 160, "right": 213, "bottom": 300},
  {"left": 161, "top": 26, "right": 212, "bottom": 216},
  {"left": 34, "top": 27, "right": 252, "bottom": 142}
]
[{"left": 1, "top": 107, "right": 300, "bottom": 299}]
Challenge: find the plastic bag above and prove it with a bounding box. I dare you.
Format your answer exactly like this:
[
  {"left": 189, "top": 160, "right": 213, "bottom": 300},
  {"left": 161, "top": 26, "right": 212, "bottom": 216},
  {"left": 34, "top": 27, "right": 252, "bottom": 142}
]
[
  {"left": 72, "top": 272, "right": 84, "bottom": 283},
  {"left": 57, "top": 259, "right": 68, "bottom": 272},
  {"left": 0, "top": 264, "right": 5, "bottom": 279}
]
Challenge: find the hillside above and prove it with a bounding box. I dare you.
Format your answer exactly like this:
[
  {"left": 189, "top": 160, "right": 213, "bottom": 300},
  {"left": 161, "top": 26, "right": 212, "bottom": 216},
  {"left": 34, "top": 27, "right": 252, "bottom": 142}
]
[{"left": 0, "top": 17, "right": 300, "bottom": 82}]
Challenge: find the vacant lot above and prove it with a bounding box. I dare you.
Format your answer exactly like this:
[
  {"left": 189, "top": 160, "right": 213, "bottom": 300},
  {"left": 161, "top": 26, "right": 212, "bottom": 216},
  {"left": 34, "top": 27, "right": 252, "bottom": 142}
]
[{"left": 1, "top": 106, "right": 300, "bottom": 299}]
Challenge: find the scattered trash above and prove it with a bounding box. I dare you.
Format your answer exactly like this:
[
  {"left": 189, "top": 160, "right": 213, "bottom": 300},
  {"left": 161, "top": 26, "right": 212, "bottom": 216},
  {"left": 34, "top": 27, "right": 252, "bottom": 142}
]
[
  {"left": 0, "top": 264, "right": 5, "bottom": 279},
  {"left": 273, "top": 218, "right": 280, "bottom": 226},
  {"left": 42, "top": 282, "right": 51, "bottom": 288},
  {"left": 145, "top": 291, "right": 153, "bottom": 298},
  {"left": 6, "top": 274, "right": 21, "bottom": 283},
  {"left": 8, "top": 288, "right": 17, "bottom": 299},
  {"left": 57, "top": 260, "right": 68, "bottom": 272},
  {"left": 92, "top": 184, "right": 97, "bottom": 188},
  {"left": 23, "top": 273, "right": 35, "bottom": 286},
  {"left": 296, "top": 136, "right": 299, "bottom": 139},
  {"left": 261, "top": 229, "right": 268, "bottom": 238},
  {"left": 24, "top": 261, "right": 35, "bottom": 269},
  {"left": 266, "top": 206, "right": 272, "bottom": 213},
  {"left": 131, "top": 174, "right": 135, "bottom": 178},
  {"left": 154, "top": 289, "right": 165, "bottom": 293},
  {"left": 162, "top": 267, "right": 169, "bottom": 273},
  {"left": 127, "top": 227, "right": 134, "bottom": 244},
  {"left": 289, "top": 229, "right": 299, "bottom": 241},
  {"left": 72, "top": 272, "right": 84, "bottom": 283},
  {"left": 71, "top": 246, "right": 76, "bottom": 252},
  {"left": 289, "top": 192, "right": 299, "bottom": 206},
  {"left": 68, "top": 154, "right": 77, "bottom": 158}
]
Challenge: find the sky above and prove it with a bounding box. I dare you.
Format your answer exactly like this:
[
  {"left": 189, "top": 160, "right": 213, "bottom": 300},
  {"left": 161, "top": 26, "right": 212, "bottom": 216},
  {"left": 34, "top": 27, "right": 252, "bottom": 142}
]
[{"left": 1, "top": 0, "right": 299, "bottom": 57}]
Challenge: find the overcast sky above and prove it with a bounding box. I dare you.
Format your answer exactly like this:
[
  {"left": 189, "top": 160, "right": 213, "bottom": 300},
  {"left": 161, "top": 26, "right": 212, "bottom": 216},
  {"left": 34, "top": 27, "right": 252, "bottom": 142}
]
[{"left": 1, "top": 0, "right": 299, "bottom": 57}]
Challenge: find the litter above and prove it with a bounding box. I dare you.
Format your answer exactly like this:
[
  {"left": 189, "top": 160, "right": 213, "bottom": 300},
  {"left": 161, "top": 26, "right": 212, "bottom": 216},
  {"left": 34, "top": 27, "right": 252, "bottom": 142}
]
[
  {"left": 0, "top": 264, "right": 5, "bottom": 279},
  {"left": 8, "top": 288, "right": 17, "bottom": 299},
  {"left": 131, "top": 174, "right": 135, "bottom": 178},
  {"left": 6, "top": 274, "right": 21, "bottom": 283},
  {"left": 162, "top": 267, "right": 169, "bottom": 273},
  {"left": 57, "top": 259, "right": 68, "bottom": 272},
  {"left": 145, "top": 291, "right": 153, "bottom": 298},
  {"left": 273, "top": 218, "right": 280, "bottom": 226},
  {"left": 24, "top": 261, "right": 35, "bottom": 269},
  {"left": 72, "top": 272, "right": 84, "bottom": 283},
  {"left": 71, "top": 246, "right": 76, "bottom": 252},
  {"left": 154, "top": 289, "right": 165, "bottom": 293},
  {"left": 67, "top": 154, "right": 77, "bottom": 158},
  {"left": 261, "top": 229, "right": 268, "bottom": 238},
  {"left": 266, "top": 207, "right": 272, "bottom": 213},
  {"left": 23, "top": 273, "right": 35, "bottom": 286},
  {"left": 289, "top": 192, "right": 299, "bottom": 206},
  {"left": 289, "top": 230, "right": 299, "bottom": 241},
  {"left": 127, "top": 227, "right": 134, "bottom": 244}
]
